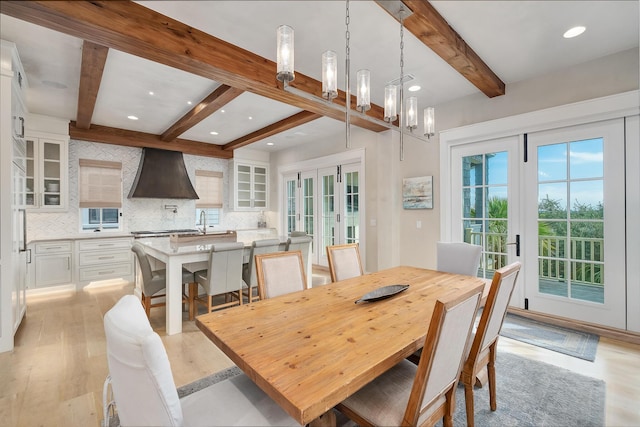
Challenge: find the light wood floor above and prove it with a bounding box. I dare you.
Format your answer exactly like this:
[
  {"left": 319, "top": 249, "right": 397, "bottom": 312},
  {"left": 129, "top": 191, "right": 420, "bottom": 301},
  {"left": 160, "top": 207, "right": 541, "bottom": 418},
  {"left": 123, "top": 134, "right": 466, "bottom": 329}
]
[{"left": 1, "top": 279, "right": 639, "bottom": 427}]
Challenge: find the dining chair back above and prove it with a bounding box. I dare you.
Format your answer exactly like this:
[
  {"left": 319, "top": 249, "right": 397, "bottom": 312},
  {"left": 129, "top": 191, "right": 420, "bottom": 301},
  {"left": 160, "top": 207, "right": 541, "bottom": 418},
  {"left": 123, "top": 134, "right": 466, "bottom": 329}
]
[
  {"left": 242, "top": 238, "right": 281, "bottom": 302},
  {"left": 285, "top": 235, "right": 313, "bottom": 285},
  {"left": 104, "top": 294, "right": 183, "bottom": 426},
  {"left": 131, "top": 242, "right": 194, "bottom": 318},
  {"left": 436, "top": 241, "right": 482, "bottom": 276},
  {"left": 193, "top": 242, "right": 245, "bottom": 314},
  {"left": 103, "top": 295, "right": 298, "bottom": 426},
  {"left": 326, "top": 243, "right": 363, "bottom": 282},
  {"left": 255, "top": 251, "right": 308, "bottom": 299},
  {"left": 460, "top": 261, "right": 521, "bottom": 427},
  {"left": 336, "top": 285, "right": 483, "bottom": 427}
]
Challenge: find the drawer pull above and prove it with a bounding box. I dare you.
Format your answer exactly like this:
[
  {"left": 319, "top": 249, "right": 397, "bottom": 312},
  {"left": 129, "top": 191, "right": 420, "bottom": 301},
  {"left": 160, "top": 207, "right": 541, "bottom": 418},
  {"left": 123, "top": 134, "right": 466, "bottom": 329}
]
[
  {"left": 98, "top": 244, "right": 115, "bottom": 247},
  {"left": 98, "top": 270, "right": 115, "bottom": 275},
  {"left": 98, "top": 256, "right": 115, "bottom": 260},
  {"left": 46, "top": 246, "right": 62, "bottom": 250}
]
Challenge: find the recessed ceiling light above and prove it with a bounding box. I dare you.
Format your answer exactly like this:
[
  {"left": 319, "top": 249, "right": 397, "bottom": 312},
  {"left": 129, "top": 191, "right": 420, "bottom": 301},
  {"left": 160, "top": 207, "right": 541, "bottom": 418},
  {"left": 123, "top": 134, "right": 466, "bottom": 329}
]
[
  {"left": 221, "top": 109, "right": 225, "bottom": 113},
  {"left": 266, "top": 142, "right": 274, "bottom": 146},
  {"left": 127, "top": 115, "right": 139, "bottom": 120},
  {"left": 248, "top": 116, "right": 253, "bottom": 120},
  {"left": 187, "top": 101, "right": 193, "bottom": 105},
  {"left": 148, "top": 91, "right": 154, "bottom": 95},
  {"left": 408, "top": 85, "right": 421, "bottom": 92},
  {"left": 210, "top": 131, "right": 219, "bottom": 135},
  {"left": 563, "top": 26, "right": 586, "bottom": 38}
]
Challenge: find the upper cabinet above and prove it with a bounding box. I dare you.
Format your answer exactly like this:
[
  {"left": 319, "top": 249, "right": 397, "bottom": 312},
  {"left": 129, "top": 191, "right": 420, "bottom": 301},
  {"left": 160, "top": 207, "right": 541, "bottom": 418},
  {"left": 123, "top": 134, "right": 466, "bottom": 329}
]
[
  {"left": 24, "top": 135, "right": 69, "bottom": 211},
  {"left": 231, "top": 160, "right": 269, "bottom": 211}
]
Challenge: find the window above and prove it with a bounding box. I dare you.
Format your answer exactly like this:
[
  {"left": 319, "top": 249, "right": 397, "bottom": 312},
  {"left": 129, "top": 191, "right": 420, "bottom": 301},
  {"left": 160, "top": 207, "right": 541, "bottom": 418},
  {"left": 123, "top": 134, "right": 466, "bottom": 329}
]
[
  {"left": 79, "top": 159, "right": 122, "bottom": 231},
  {"left": 195, "top": 170, "right": 223, "bottom": 227}
]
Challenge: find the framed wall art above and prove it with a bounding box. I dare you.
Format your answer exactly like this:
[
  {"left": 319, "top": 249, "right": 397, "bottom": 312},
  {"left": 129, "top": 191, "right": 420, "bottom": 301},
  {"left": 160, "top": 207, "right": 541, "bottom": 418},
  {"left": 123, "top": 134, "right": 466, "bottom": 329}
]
[{"left": 403, "top": 176, "right": 433, "bottom": 209}]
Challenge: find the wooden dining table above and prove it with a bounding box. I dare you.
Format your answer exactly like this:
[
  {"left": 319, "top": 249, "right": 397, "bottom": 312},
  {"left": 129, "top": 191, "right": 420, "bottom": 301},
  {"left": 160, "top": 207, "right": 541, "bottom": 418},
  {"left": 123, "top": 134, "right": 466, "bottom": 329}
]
[{"left": 195, "top": 265, "right": 486, "bottom": 426}]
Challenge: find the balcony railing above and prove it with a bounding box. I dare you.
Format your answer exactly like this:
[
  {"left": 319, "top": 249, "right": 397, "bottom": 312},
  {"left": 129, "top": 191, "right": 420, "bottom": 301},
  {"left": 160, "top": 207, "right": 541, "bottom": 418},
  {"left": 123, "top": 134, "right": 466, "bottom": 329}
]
[{"left": 468, "top": 231, "right": 604, "bottom": 287}]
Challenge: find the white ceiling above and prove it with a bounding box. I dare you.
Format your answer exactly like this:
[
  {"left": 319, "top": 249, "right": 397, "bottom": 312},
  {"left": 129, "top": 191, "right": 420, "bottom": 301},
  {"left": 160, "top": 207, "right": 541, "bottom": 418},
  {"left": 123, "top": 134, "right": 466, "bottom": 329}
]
[{"left": 1, "top": 1, "right": 638, "bottom": 153}]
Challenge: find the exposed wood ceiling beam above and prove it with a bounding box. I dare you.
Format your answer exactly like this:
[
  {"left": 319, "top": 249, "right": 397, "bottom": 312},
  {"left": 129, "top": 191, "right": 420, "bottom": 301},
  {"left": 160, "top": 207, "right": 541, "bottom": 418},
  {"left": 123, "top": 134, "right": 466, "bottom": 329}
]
[
  {"left": 69, "top": 122, "right": 233, "bottom": 159},
  {"left": 223, "top": 111, "right": 322, "bottom": 151},
  {"left": 161, "top": 84, "right": 244, "bottom": 142},
  {"left": 75, "top": 40, "right": 109, "bottom": 129},
  {"left": 2, "top": 0, "right": 388, "bottom": 133},
  {"left": 377, "top": 0, "right": 505, "bottom": 98}
]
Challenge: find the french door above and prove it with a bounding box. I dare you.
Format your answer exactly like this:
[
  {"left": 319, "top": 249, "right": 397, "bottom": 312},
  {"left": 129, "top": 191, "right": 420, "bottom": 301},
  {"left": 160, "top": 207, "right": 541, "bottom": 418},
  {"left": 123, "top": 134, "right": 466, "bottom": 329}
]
[
  {"left": 284, "top": 163, "right": 361, "bottom": 267},
  {"left": 524, "top": 119, "right": 625, "bottom": 328},
  {"left": 318, "top": 163, "right": 361, "bottom": 267},
  {"left": 284, "top": 171, "right": 316, "bottom": 237},
  {"left": 450, "top": 120, "right": 626, "bottom": 328},
  {"left": 451, "top": 136, "right": 521, "bottom": 282}
]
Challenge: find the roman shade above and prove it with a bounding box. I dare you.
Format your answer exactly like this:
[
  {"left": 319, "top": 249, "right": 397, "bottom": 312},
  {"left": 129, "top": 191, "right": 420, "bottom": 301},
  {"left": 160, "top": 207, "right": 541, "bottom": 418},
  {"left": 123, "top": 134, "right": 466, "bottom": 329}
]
[
  {"left": 79, "top": 159, "right": 122, "bottom": 208},
  {"left": 195, "top": 170, "right": 223, "bottom": 208}
]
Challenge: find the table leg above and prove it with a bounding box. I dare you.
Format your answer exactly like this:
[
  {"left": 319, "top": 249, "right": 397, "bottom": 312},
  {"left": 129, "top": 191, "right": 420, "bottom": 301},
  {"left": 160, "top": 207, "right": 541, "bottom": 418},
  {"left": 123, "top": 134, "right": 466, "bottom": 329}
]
[
  {"left": 166, "top": 258, "right": 183, "bottom": 335},
  {"left": 309, "top": 409, "right": 336, "bottom": 427},
  {"left": 189, "top": 282, "right": 197, "bottom": 320}
]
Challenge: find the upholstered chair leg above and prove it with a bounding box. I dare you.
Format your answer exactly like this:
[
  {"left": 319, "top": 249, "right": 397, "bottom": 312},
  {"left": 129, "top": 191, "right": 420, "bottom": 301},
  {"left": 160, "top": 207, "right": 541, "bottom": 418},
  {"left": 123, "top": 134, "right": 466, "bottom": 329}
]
[
  {"left": 488, "top": 343, "right": 498, "bottom": 411},
  {"left": 464, "top": 382, "right": 475, "bottom": 427},
  {"left": 143, "top": 295, "right": 151, "bottom": 318}
]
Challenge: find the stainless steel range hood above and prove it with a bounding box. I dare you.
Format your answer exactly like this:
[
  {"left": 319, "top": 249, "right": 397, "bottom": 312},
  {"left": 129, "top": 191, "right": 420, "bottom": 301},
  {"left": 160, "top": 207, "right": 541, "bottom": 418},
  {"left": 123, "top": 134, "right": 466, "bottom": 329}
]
[{"left": 128, "top": 148, "right": 199, "bottom": 199}]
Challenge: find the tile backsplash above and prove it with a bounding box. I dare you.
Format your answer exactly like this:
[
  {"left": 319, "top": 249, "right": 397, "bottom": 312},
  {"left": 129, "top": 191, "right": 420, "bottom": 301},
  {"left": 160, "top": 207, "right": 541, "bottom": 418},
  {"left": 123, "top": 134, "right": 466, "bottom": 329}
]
[{"left": 26, "top": 139, "right": 275, "bottom": 240}]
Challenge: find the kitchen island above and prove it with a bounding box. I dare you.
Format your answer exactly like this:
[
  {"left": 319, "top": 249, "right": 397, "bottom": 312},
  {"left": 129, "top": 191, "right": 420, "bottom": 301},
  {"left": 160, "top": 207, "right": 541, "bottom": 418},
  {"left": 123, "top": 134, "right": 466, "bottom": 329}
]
[{"left": 137, "top": 230, "right": 287, "bottom": 335}]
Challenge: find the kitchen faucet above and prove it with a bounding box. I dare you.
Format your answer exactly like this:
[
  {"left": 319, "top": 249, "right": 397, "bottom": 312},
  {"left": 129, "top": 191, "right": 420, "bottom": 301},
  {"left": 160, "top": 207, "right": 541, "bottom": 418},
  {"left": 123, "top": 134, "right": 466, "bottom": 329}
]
[{"left": 199, "top": 210, "right": 207, "bottom": 234}]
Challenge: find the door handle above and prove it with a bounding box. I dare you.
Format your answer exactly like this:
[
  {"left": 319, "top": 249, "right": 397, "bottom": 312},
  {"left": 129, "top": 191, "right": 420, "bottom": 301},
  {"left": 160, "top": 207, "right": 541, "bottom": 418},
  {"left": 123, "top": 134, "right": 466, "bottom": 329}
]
[{"left": 506, "top": 234, "right": 520, "bottom": 256}]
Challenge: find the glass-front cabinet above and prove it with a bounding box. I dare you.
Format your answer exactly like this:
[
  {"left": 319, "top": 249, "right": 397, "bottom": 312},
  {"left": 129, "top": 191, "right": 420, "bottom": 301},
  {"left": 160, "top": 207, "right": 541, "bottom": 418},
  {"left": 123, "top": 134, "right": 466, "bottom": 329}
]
[
  {"left": 25, "top": 136, "right": 68, "bottom": 211},
  {"left": 232, "top": 160, "right": 269, "bottom": 211}
]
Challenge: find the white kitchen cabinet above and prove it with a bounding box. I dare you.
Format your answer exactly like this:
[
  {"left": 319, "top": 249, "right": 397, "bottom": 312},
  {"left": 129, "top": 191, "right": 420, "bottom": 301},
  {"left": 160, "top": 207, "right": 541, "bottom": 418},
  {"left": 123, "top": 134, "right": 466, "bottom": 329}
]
[
  {"left": 32, "top": 241, "right": 73, "bottom": 287},
  {"left": 1, "top": 40, "right": 29, "bottom": 352},
  {"left": 232, "top": 160, "right": 269, "bottom": 211},
  {"left": 24, "top": 135, "right": 68, "bottom": 211},
  {"left": 77, "top": 237, "right": 133, "bottom": 287}
]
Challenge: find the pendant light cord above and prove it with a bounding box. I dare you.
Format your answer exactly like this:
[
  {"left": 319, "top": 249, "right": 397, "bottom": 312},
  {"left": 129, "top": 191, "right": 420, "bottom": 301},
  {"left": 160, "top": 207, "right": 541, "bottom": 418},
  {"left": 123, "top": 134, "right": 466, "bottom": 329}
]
[
  {"left": 345, "top": 0, "right": 351, "bottom": 149},
  {"left": 399, "top": 8, "right": 405, "bottom": 161}
]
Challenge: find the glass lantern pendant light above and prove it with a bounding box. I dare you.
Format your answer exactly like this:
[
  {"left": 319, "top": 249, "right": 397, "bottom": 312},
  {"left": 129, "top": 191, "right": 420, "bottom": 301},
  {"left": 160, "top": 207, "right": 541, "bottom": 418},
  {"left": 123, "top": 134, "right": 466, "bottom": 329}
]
[
  {"left": 384, "top": 84, "right": 397, "bottom": 122},
  {"left": 356, "top": 69, "right": 371, "bottom": 112},
  {"left": 276, "top": 25, "right": 295, "bottom": 82},
  {"left": 406, "top": 96, "right": 418, "bottom": 130},
  {"left": 423, "top": 106, "right": 435, "bottom": 138},
  {"left": 322, "top": 50, "right": 338, "bottom": 100}
]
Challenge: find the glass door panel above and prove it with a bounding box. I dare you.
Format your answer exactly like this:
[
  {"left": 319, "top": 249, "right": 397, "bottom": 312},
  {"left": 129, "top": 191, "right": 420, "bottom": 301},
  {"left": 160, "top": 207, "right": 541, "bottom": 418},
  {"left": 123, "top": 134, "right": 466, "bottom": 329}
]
[
  {"left": 525, "top": 119, "right": 625, "bottom": 329},
  {"left": 319, "top": 167, "right": 336, "bottom": 266},
  {"left": 342, "top": 165, "right": 359, "bottom": 245},
  {"left": 284, "top": 173, "right": 297, "bottom": 235},
  {"left": 461, "top": 150, "right": 510, "bottom": 279}
]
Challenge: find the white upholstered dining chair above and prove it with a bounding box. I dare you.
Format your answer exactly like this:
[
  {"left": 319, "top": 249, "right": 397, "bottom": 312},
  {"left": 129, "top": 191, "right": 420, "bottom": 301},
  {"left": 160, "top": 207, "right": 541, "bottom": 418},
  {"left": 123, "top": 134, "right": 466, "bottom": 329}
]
[
  {"left": 255, "top": 250, "right": 308, "bottom": 299},
  {"left": 436, "top": 241, "right": 482, "bottom": 276},
  {"left": 102, "top": 294, "right": 298, "bottom": 427},
  {"left": 460, "top": 261, "right": 521, "bottom": 427},
  {"left": 335, "top": 285, "right": 483, "bottom": 427},
  {"left": 326, "top": 243, "right": 363, "bottom": 282}
]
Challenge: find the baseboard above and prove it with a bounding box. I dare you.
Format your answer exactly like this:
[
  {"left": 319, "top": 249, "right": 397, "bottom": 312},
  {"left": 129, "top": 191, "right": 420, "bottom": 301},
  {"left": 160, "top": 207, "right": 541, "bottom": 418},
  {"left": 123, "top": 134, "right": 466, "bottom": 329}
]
[{"left": 508, "top": 307, "right": 640, "bottom": 345}]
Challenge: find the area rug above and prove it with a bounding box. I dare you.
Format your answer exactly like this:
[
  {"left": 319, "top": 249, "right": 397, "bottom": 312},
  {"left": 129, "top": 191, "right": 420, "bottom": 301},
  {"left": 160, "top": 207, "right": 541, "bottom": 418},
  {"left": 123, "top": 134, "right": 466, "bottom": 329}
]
[
  {"left": 500, "top": 313, "right": 599, "bottom": 361},
  {"left": 109, "top": 352, "right": 604, "bottom": 427}
]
